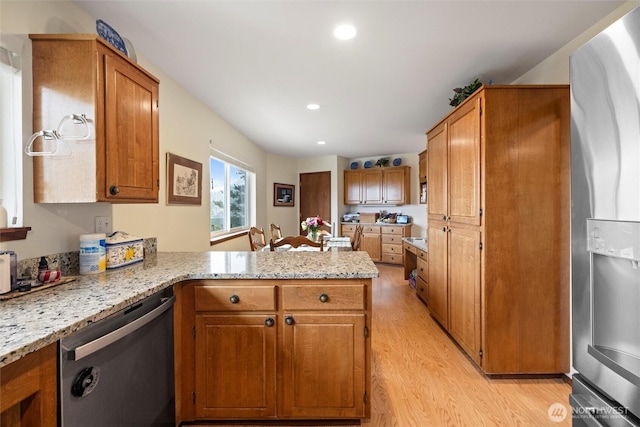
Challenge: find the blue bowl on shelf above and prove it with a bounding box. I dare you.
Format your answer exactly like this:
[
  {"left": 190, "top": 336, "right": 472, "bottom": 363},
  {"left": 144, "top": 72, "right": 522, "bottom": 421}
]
[
  {"left": 363, "top": 160, "right": 372, "bottom": 169},
  {"left": 350, "top": 161, "right": 358, "bottom": 170},
  {"left": 393, "top": 158, "right": 402, "bottom": 166}
]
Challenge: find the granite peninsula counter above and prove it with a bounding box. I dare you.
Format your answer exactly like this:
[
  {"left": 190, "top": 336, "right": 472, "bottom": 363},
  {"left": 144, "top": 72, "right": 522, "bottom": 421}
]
[{"left": 0, "top": 250, "right": 378, "bottom": 368}]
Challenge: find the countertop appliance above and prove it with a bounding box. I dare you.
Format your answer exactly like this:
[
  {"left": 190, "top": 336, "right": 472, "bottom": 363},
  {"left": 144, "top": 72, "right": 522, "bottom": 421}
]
[
  {"left": 59, "top": 287, "right": 175, "bottom": 426},
  {"left": 570, "top": 6, "right": 640, "bottom": 426}
]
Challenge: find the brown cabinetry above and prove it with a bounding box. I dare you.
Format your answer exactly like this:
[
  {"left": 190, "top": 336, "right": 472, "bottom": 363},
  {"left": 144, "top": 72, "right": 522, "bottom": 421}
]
[
  {"left": 425, "top": 85, "right": 570, "bottom": 375},
  {"left": 419, "top": 150, "right": 427, "bottom": 204},
  {"left": 0, "top": 343, "right": 57, "bottom": 426},
  {"left": 343, "top": 224, "right": 412, "bottom": 264},
  {"left": 175, "top": 279, "right": 371, "bottom": 423},
  {"left": 30, "top": 34, "right": 159, "bottom": 203},
  {"left": 343, "top": 166, "right": 411, "bottom": 205}
]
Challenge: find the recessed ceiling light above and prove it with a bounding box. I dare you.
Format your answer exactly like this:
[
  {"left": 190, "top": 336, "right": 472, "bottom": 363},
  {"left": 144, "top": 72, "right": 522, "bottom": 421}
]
[
  {"left": 317, "top": 141, "right": 326, "bottom": 145},
  {"left": 334, "top": 24, "right": 357, "bottom": 41},
  {"left": 307, "top": 104, "right": 320, "bottom": 110}
]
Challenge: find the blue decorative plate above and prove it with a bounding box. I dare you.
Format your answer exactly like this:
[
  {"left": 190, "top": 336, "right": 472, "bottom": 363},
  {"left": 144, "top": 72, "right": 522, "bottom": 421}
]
[
  {"left": 96, "top": 19, "right": 127, "bottom": 56},
  {"left": 393, "top": 158, "right": 402, "bottom": 166},
  {"left": 350, "top": 161, "right": 358, "bottom": 170},
  {"left": 363, "top": 160, "right": 372, "bottom": 169}
]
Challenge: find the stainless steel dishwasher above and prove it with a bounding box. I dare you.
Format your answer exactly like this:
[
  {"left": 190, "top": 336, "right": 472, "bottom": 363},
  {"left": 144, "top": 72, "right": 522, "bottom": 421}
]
[{"left": 59, "top": 287, "right": 175, "bottom": 426}]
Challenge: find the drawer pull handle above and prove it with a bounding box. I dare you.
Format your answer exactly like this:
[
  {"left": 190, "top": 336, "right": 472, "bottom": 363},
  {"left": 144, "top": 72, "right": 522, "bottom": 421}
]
[
  {"left": 319, "top": 293, "right": 329, "bottom": 303},
  {"left": 265, "top": 317, "right": 275, "bottom": 327},
  {"left": 285, "top": 316, "right": 295, "bottom": 325},
  {"left": 229, "top": 294, "right": 240, "bottom": 304}
]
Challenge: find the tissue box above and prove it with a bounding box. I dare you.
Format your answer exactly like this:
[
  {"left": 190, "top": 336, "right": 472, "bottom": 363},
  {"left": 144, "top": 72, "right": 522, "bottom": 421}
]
[{"left": 106, "top": 231, "right": 144, "bottom": 269}]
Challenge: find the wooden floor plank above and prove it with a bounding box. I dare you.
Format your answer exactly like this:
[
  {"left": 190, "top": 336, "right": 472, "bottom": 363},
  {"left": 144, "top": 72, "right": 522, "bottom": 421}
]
[{"left": 196, "top": 264, "right": 571, "bottom": 427}]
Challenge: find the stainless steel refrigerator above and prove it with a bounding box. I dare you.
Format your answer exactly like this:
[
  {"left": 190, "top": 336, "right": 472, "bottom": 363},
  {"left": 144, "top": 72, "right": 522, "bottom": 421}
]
[{"left": 570, "top": 6, "right": 640, "bottom": 426}]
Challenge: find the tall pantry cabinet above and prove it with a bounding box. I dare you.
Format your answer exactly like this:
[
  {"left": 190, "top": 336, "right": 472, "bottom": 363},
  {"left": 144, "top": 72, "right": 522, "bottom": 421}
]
[{"left": 426, "top": 86, "right": 570, "bottom": 374}]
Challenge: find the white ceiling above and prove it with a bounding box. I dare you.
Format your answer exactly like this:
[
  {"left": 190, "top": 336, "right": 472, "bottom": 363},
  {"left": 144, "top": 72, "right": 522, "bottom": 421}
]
[{"left": 74, "top": 0, "right": 624, "bottom": 159}]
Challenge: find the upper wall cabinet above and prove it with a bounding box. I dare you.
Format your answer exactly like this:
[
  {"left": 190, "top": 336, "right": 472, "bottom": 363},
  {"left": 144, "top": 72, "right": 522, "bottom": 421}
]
[
  {"left": 29, "top": 34, "right": 160, "bottom": 203},
  {"left": 344, "top": 166, "right": 411, "bottom": 205}
]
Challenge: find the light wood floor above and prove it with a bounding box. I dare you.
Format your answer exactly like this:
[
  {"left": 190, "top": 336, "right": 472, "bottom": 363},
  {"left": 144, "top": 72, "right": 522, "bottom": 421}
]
[{"left": 200, "top": 264, "right": 572, "bottom": 427}]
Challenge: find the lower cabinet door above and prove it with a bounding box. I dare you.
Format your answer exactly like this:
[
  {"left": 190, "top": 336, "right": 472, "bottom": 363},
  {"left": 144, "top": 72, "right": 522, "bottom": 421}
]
[
  {"left": 195, "top": 314, "right": 277, "bottom": 418},
  {"left": 281, "top": 313, "right": 366, "bottom": 418}
]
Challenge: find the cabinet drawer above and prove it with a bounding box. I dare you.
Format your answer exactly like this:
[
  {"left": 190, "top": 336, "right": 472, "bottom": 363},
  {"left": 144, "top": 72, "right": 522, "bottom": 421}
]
[
  {"left": 382, "top": 234, "right": 402, "bottom": 244},
  {"left": 404, "top": 242, "right": 417, "bottom": 255},
  {"left": 381, "top": 243, "right": 402, "bottom": 254},
  {"left": 282, "top": 285, "right": 365, "bottom": 310},
  {"left": 417, "top": 257, "right": 428, "bottom": 280},
  {"left": 362, "top": 225, "right": 381, "bottom": 234},
  {"left": 416, "top": 275, "right": 428, "bottom": 302},
  {"left": 341, "top": 224, "right": 357, "bottom": 233},
  {"left": 195, "top": 285, "right": 276, "bottom": 311},
  {"left": 381, "top": 226, "right": 404, "bottom": 235},
  {"left": 381, "top": 253, "right": 403, "bottom": 264},
  {"left": 418, "top": 250, "right": 427, "bottom": 260}
]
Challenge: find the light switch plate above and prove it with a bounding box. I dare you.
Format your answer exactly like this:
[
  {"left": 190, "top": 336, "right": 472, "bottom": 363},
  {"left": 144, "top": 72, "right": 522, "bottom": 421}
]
[{"left": 95, "top": 216, "right": 112, "bottom": 234}]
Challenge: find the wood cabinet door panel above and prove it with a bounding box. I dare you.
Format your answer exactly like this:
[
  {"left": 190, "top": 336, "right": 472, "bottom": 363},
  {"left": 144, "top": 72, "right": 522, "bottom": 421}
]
[
  {"left": 104, "top": 53, "right": 159, "bottom": 201},
  {"left": 448, "top": 228, "right": 482, "bottom": 365},
  {"left": 362, "top": 170, "right": 383, "bottom": 204},
  {"left": 361, "top": 233, "right": 381, "bottom": 262},
  {"left": 447, "top": 98, "right": 481, "bottom": 225},
  {"left": 427, "top": 224, "right": 448, "bottom": 328},
  {"left": 419, "top": 150, "right": 428, "bottom": 182},
  {"left": 427, "top": 122, "right": 448, "bottom": 221},
  {"left": 195, "top": 314, "right": 276, "bottom": 418},
  {"left": 344, "top": 171, "right": 363, "bottom": 204},
  {"left": 281, "top": 313, "right": 365, "bottom": 418},
  {"left": 382, "top": 168, "right": 406, "bottom": 204}
]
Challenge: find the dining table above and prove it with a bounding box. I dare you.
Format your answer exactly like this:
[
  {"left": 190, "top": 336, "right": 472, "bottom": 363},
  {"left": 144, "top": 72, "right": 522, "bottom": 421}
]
[{"left": 263, "top": 236, "right": 352, "bottom": 252}]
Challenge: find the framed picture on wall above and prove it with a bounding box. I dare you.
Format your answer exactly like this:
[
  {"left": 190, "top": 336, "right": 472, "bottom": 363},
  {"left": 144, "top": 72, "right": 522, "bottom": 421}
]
[
  {"left": 274, "top": 183, "right": 295, "bottom": 207},
  {"left": 167, "top": 152, "right": 203, "bottom": 205}
]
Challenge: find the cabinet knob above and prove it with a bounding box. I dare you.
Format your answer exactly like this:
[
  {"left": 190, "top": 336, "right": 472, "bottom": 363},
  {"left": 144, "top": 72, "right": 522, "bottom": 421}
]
[
  {"left": 442, "top": 227, "right": 447, "bottom": 232},
  {"left": 229, "top": 294, "right": 240, "bottom": 304},
  {"left": 265, "top": 317, "right": 275, "bottom": 327},
  {"left": 109, "top": 185, "right": 120, "bottom": 195},
  {"left": 319, "top": 293, "right": 329, "bottom": 303},
  {"left": 285, "top": 316, "right": 295, "bottom": 325},
  {"left": 442, "top": 215, "right": 447, "bottom": 221}
]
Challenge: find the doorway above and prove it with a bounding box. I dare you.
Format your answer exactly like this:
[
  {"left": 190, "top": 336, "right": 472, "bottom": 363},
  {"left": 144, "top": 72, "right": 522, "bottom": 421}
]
[{"left": 299, "top": 171, "right": 331, "bottom": 235}]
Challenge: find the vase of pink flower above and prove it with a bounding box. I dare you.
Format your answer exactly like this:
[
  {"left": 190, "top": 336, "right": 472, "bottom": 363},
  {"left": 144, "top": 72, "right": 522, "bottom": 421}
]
[{"left": 301, "top": 215, "right": 325, "bottom": 242}]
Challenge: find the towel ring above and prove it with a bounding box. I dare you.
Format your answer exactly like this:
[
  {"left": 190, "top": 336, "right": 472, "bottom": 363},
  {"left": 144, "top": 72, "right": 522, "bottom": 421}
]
[{"left": 25, "top": 113, "right": 90, "bottom": 156}]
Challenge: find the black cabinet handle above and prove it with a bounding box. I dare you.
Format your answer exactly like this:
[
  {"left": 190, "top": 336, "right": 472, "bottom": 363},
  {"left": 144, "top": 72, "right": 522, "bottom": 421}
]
[
  {"left": 442, "top": 227, "right": 447, "bottom": 232},
  {"left": 285, "top": 316, "right": 295, "bottom": 325},
  {"left": 109, "top": 185, "right": 120, "bottom": 195},
  {"left": 265, "top": 318, "right": 274, "bottom": 327},
  {"left": 229, "top": 294, "right": 240, "bottom": 304},
  {"left": 442, "top": 215, "right": 447, "bottom": 221},
  {"left": 319, "top": 293, "right": 329, "bottom": 303}
]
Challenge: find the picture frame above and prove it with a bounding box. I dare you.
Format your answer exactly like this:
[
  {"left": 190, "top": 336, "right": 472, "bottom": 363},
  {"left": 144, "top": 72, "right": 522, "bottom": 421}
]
[
  {"left": 167, "top": 152, "right": 202, "bottom": 205},
  {"left": 274, "top": 183, "right": 295, "bottom": 207}
]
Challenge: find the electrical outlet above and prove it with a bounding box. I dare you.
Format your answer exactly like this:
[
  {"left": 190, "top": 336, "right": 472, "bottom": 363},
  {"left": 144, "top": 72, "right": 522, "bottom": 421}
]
[{"left": 95, "top": 216, "right": 112, "bottom": 234}]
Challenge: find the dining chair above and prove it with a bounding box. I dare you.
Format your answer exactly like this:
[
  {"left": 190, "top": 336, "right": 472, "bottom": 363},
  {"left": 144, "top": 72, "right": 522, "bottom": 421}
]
[
  {"left": 269, "top": 223, "right": 282, "bottom": 241},
  {"left": 248, "top": 226, "right": 267, "bottom": 251},
  {"left": 270, "top": 235, "right": 323, "bottom": 251},
  {"left": 351, "top": 225, "right": 363, "bottom": 251}
]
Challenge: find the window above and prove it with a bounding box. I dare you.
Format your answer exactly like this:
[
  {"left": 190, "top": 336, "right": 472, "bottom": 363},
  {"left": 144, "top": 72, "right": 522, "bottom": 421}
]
[
  {"left": 210, "top": 156, "right": 252, "bottom": 237},
  {"left": 0, "top": 39, "right": 23, "bottom": 227}
]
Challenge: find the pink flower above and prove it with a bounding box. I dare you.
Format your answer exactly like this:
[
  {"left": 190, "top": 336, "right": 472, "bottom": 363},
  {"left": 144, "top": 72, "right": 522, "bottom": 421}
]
[{"left": 301, "top": 216, "right": 325, "bottom": 231}]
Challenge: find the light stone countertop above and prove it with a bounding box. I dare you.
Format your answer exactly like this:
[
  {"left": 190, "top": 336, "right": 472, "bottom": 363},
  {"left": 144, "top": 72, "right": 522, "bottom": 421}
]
[
  {"left": 0, "top": 251, "right": 378, "bottom": 367},
  {"left": 402, "top": 237, "right": 428, "bottom": 252}
]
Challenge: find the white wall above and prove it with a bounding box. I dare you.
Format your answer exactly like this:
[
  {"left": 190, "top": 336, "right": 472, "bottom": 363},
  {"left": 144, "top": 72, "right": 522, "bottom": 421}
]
[
  {"left": 0, "top": 0, "right": 280, "bottom": 257},
  {"left": 514, "top": 1, "right": 639, "bottom": 84}
]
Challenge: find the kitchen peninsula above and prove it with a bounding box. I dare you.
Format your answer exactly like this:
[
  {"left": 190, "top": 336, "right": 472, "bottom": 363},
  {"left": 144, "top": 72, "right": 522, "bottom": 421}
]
[{"left": 0, "top": 251, "right": 377, "bottom": 424}]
